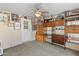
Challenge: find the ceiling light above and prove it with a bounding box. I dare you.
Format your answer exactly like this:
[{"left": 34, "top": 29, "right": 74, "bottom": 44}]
[{"left": 35, "top": 11, "right": 42, "bottom": 17}]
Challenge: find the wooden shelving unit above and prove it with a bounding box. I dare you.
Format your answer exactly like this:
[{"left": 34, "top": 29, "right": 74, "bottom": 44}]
[
  {"left": 52, "top": 19, "right": 66, "bottom": 48},
  {"left": 35, "top": 9, "right": 79, "bottom": 50},
  {"left": 43, "top": 18, "right": 66, "bottom": 48},
  {"left": 35, "top": 21, "right": 45, "bottom": 42},
  {"left": 43, "top": 19, "right": 54, "bottom": 43},
  {"left": 65, "top": 9, "right": 79, "bottom": 44}
]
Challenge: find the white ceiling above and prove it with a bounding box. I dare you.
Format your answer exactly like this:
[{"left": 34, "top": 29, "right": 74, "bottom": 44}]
[
  {"left": 0, "top": 3, "right": 79, "bottom": 19},
  {"left": 41, "top": 3, "right": 79, "bottom": 14}
]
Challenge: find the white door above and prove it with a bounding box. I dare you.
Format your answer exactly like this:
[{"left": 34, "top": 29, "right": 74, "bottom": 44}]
[{"left": 21, "top": 19, "right": 32, "bottom": 43}]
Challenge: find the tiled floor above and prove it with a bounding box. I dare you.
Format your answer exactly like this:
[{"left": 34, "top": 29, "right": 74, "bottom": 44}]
[{"left": 3, "top": 41, "right": 79, "bottom": 56}]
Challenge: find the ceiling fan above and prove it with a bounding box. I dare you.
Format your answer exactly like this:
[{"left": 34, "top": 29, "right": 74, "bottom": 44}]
[{"left": 32, "top": 3, "right": 48, "bottom": 17}]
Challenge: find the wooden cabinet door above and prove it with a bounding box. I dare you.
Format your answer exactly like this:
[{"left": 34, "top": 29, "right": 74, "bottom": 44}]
[
  {"left": 52, "top": 34, "right": 65, "bottom": 45},
  {"left": 36, "top": 34, "right": 44, "bottom": 42}
]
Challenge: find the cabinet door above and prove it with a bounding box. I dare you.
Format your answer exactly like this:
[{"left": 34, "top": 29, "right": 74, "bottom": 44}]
[
  {"left": 36, "top": 34, "right": 44, "bottom": 42},
  {"left": 52, "top": 34, "right": 65, "bottom": 45}
]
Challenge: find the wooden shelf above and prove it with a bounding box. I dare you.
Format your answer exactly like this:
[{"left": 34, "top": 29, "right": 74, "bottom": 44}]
[
  {"left": 65, "top": 9, "right": 79, "bottom": 48},
  {"left": 54, "top": 20, "right": 64, "bottom": 26},
  {"left": 44, "top": 21, "right": 55, "bottom": 27},
  {"left": 65, "top": 25, "right": 79, "bottom": 33}
]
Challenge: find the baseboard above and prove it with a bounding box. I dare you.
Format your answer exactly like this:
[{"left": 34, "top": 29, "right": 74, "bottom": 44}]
[
  {"left": 3, "top": 40, "right": 35, "bottom": 50},
  {"left": 3, "top": 42, "right": 23, "bottom": 50}
]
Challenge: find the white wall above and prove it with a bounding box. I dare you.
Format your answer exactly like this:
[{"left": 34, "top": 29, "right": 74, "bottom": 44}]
[
  {"left": 0, "top": 19, "right": 35, "bottom": 49},
  {"left": 0, "top": 22, "right": 22, "bottom": 49}
]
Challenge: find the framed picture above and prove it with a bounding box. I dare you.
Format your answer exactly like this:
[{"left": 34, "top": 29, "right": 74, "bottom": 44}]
[{"left": 14, "top": 22, "right": 21, "bottom": 30}]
